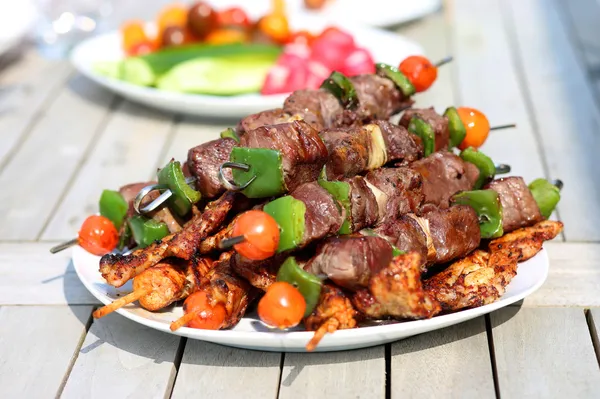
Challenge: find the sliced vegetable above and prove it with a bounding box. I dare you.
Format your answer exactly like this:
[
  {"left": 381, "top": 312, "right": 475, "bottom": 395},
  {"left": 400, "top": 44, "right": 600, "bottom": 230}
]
[
  {"left": 78, "top": 215, "right": 119, "bottom": 256},
  {"left": 320, "top": 71, "right": 358, "bottom": 109},
  {"left": 310, "top": 26, "right": 355, "bottom": 71},
  {"left": 258, "top": 281, "right": 306, "bottom": 329},
  {"left": 376, "top": 63, "right": 416, "bottom": 97},
  {"left": 528, "top": 178, "right": 561, "bottom": 219},
  {"left": 399, "top": 55, "right": 438, "bottom": 93},
  {"left": 407, "top": 117, "right": 435, "bottom": 157},
  {"left": 318, "top": 179, "right": 352, "bottom": 234},
  {"left": 263, "top": 196, "right": 306, "bottom": 252},
  {"left": 457, "top": 107, "right": 491, "bottom": 150},
  {"left": 158, "top": 160, "right": 201, "bottom": 216},
  {"left": 231, "top": 210, "right": 280, "bottom": 260},
  {"left": 99, "top": 189, "right": 128, "bottom": 229},
  {"left": 128, "top": 215, "right": 170, "bottom": 248},
  {"left": 220, "top": 127, "right": 240, "bottom": 142},
  {"left": 277, "top": 257, "right": 322, "bottom": 317},
  {"left": 230, "top": 147, "right": 286, "bottom": 198},
  {"left": 340, "top": 47, "right": 375, "bottom": 77},
  {"left": 460, "top": 147, "right": 496, "bottom": 190},
  {"left": 452, "top": 190, "right": 503, "bottom": 239},
  {"left": 444, "top": 106, "right": 467, "bottom": 148}
]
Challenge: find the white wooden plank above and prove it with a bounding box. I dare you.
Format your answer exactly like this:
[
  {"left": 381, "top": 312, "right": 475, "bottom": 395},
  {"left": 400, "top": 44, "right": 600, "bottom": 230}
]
[
  {"left": 0, "top": 74, "right": 115, "bottom": 240},
  {"left": 279, "top": 346, "right": 385, "bottom": 399},
  {"left": 450, "top": 0, "right": 547, "bottom": 184},
  {"left": 391, "top": 317, "right": 495, "bottom": 398},
  {"left": 0, "top": 243, "right": 98, "bottom": 305},
  {"left": 0, "top": 305, "right": 92, "bottom": 398},
  {"left": 397, "top": 9, "right": 456, "bottom": 110},
  {"left": 61, "top": 312, "right": 180, "bottom": 398},
  {"left": 491, "top": 307, "right": 600, "bottom": 398},
  {"left": 0, "top": 49, "right": 72, "bottom": 167},
  {"left": 41, "top": 101, "right": 176, "bottom": 241},
  {"left": 504, "top": 0, "right": 600, "bottom": 241},
  {"left": 559, "top": 0, "right": 600, "bottom": 67},
  {"left": 520, "top": 242, "right": 600, "bottom": 307},
  {"left": 171, "top": 341, "right": 281, "bottom": 399}
]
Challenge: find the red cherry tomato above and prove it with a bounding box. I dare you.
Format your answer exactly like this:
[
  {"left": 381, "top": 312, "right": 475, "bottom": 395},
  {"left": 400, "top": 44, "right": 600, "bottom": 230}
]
[
  {"left": 456, "top": 107, "right": 491, "bottom": 150},
  {"left": 78, "top": 215, "right": 119, "bottom": 256},
  {"left": 183, "top": 291, "right": 227, "bottom": 330},
  {"left": 157, "top": 4, "right": 188, "bottom": 34},
  {"left": 217, "top": 7, "right": 251, "bottom": 29},
  {"left": 121, "top": 21, "right": 149, "bottom": 55},
  {"left": 232, "top": 210, "right": 280, "bottom": 260},
  {"left": 340, "top": 47, "right": 375, "bottom": 77},
  {"left": 128, "top": 40, "right": 156, "bottom": 56},
  {"left": 399, "top": 55, "right": 438, "bottom": 93},
  {"left": 287, "top": 30, "right": 315, "bottom": 46},
  {"left": 258, "top": 281, "right": 306, "bottom": 329}
]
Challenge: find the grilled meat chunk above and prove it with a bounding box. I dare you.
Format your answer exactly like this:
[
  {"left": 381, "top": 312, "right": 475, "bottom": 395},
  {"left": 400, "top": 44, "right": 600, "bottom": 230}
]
[
  {"left": 373, "top": 215, "right": 429, "bottom": 262},
  {"left": 236, "top": 108, "right": 290, "bottom": 135},
  {"left": 411, "top": 152, "right": 480, "bottom": 209},
  {"left": 240, "top": 120, "right": 329, "bottom": 193},
  {"left": 187, "top": 138, "right": 237, "bottom": 198},
  {"left": 350, "top": 74, "right": 413, "bottom": 121},
  {"left": 347, "top": 176, "right": 379, "bottom": 231},
  {"left": 399, "top": 107, "right": 450, "bottom": 151},
  {"left": 283, "top": 89, "right": 345, "bottom": 131},
  {"left": 231, "top": 253, "right": 287, "bottom": 291},
  {"left": 375, "top": 120, "right": 423, "bottom": 166},
  {"left": 486, "top": 177, "right": 543, "bottom": 233},
  {"left": 365, "top": 167, "right": 424, "bottom": 222}
]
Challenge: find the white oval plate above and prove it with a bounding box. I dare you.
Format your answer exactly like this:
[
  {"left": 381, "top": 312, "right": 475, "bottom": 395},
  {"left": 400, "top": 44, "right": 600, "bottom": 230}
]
[
  {"left": 73, "top": 246, "right": 548, "bottom": 352},
  {"left": 70, "top": 18, "right": 423, "bottom": 119}
]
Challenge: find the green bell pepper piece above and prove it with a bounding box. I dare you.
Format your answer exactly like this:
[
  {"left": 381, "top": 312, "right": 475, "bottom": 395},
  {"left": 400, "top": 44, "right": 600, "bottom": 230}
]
[
  {"left": 277, "top": 257, "right": 323, "bottom": 317},
  {"left": 230, "top": 147, "right": 286, "bottom": 198},
  {"left": 460, "top": 147, "right": 496, "bottom": 189},
  {"left": 263, "top": 196, "right": 306, "bottom": 252},
  {"left": 117, "top": 223, "right": 132, "bottom": 251},
  {"left": 444, "top": 106, "right": 467, "bottom": 148},
  {"left": 318, "top": 179, "right": 352, "bottom": 235},
  {"left": 128, "top": 215, "right": 170, "bottom": 248},
  {"left": 452, "top": 190, "right": 504, "bottom": 239},
  {"left": 408, "top": 117, "right": 435, "bottom": 157},
  {"left": 375, "top": 63, "right": 416, "bottom": 97},
  {"left": 320, "top": 71, "right": 359, "bottom": 109},
  {"left": 528, "top": 178, "right": 561, "bottom": 219},
  {"left": 158, "top": 160, "right": 202, "bottom": 216},
  {"left": 220, "top": 127, "right": 240, "bottom": 143},
  {"left": 99, "top": 189, "right": 128, "bottom": 229}
]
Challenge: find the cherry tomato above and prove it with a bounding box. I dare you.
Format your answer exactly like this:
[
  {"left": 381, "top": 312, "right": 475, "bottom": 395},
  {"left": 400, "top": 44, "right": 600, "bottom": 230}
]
[
  {"left": 217, "top": 7, "right": 251, "bottom": 29},
  {"left": 457, "top": 107, "right": 491, "bottom": 150},
  {"left": 161, "top": 26, "right": 193, "bottom": 47},
  {"left": 157, "top": 4, "right": 188, "bottom": 34},
  {"left": 183, "top": 291, "right": 227, "bottom": 330},
  {"left": 128, "top": 40, "right": 156, "bottom": 56},
  {"left": 232, "top": 210, "right": 280, "bottom": 260},
  {"left": 257, "top": 14, "right": 290, "bottom": 43},
  {"left": 205, "top": 28, "right": 248, "bottom": 44},
  {"left": 187, "top": 1, "right": 217, "bottom": 39},
  {"left": 399, "top": 55, "right": 438, "bottom": 93},
  {"left": 340, "top": 47, "right": 375, "bottom": 77},
  {"left": 78, "top": 215, "right": 119, "bottom": 256},
  {"left": 121, "top": 21, "right": 149, "bottom": 55},
  {"left": 304, "top": 0, "right": 327, "bottom": 9},
  {"left": 287, "top": 30, "right": 315, "bottom": 46},
  {"left": 258, "top": 282, "right": 306, "bottom": 329}
]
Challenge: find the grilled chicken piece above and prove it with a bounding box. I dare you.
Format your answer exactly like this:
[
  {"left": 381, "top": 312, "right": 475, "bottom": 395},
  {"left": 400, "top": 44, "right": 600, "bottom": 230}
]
[
  {"left": 304, "top": 283, "right": 358, "bottom": 351},
  {"left": 424, "top": 220, "right": 563, "bottom": 311},
  {"left": 352, "top": 252, "right": 441, "bottom": 320},
  {"left": 99, "top": 192, "right": 236, "bottom": 288},
  {"left": 231, "top": 253, "right": 287, "bottom": 291}
]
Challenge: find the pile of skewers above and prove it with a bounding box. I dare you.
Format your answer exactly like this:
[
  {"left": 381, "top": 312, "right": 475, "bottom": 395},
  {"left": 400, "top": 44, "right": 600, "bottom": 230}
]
[{"left": 52, "top": 55, "right": 564, "bottom": 351}]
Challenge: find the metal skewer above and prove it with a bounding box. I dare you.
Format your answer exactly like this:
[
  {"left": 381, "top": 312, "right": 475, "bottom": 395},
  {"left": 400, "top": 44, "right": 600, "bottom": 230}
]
[
  {"left": 490, "top": 123, "right": 517, "bottom": 131},
  {"left": 133, "top": 176, "right": 196, "bottom": 215},
  {"left": 435, "top": 56, "right": 453, "bottom": 68},
  {"left": 218, "top": 162, "right": 257, "bottom": 191}
]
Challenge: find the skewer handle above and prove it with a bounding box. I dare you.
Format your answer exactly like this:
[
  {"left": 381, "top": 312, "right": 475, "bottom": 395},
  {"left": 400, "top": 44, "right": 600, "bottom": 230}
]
[
  {"left": 93, "top": 288, "right": 152, "bottom": 319},
  {"left": 170, "top": 312, "right": 197, "bottom": 331},
  {"left": 490, "top": 124, "right": 517, "bottom": 131},
  {"left": 435, "top": 56, "right": 453, "bottom": 68},
  {"left": 218, "top": 235, "right": 245, "bottom": 249},
  {"left": 49, "top": 238, "right": 79, "bottom": 254}
]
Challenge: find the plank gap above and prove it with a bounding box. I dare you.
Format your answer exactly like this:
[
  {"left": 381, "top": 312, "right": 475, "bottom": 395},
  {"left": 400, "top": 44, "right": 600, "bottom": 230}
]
[
  {"left": 485, "top": 314, "right": 501, "bottom": 399},
  {"left": 385, "top": 343, "right": 391, "bottom": 399},
  {"left": 275, "top": 352, "right": 285, "bottom": 399},
  {"left": 165, "top": 337, "right": 188, "bottom": 399},
  {"left": 585, "top": 309, "right": 600, "bottom": 369},
  {"left": 55, "top": 306, "right": 95, "bottom": 397}
]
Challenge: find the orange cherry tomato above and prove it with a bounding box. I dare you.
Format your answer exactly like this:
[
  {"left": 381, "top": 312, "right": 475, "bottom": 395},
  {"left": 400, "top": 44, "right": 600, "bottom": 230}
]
[
  {"left": 183, "top": 291, "right": 227, "bottom": 330},
  {"left": 78, "top": 215, "right": 119, "bottom": 256},
  {"left": 399, "top": 55, "right": 438, "bottom": 93},
  {"left": 205, "top": 28, "right": 249, "bottom": 44},
  {"left": 232, "top": 210, "right": 280, "bottom": 260},
  {"left": 456, "top": 107, "right": 491, "bottom": 150},
  {"left": 217, "top": 7, "right": 251, "bottom": 29},
  {"left": 121, "top": 21, "right": 149, "bottom": 55},
  {"left": 287, "top": 30, "right": 315, "bottom": 46},
  {"left": 304, "top": 0, "right": 327, "bottom": 10},
  {"left": 257, "top": 14, "right": 290, "bottom": 43},
  {"left": 258, "top": 282, "right": 306, "bottom": 329},
  {"left": 157, "top": 4, "right": 188, "bottom": 34}
]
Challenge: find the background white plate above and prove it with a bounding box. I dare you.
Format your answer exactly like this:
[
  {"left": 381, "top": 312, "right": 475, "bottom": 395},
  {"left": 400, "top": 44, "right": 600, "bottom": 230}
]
[
  {"left": 0, "top": 0, "right": 35, "bottom": 57},
  {"left": 70, "top": 18, "right": 423, "bottom": 119},
  {"left": 73, "top": 246, "right": 548, "bottom": 352}
]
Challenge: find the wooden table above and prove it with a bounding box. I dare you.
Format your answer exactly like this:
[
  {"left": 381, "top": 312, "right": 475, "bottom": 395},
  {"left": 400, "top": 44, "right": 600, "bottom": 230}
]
[{"left": 1, "top": 0, "right": 600, "bottom": 397}]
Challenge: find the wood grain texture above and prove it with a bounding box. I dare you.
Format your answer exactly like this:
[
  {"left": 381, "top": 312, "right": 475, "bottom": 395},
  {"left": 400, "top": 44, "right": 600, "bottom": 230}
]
[
  {"left": 0, "top": 243, "right": 98, "bottom": 305},
  {"left": 391, "top": 317, "right": 495, "bottom": 399},
  {"left": 171, "top": 341, "right": 281, "bottom": 399},
  {"left": 41, "top": 101, "right": 175, "bottom": 241},
  {"left": 279, "top": 346, "right": 385, "bottom": 399},
  {"left": 521, "top": 243, "right": 600, "bottom": 307},
  {"left": 450, "top": 0, "right": 547, "bottom": 185},
  {"left": 61, "top": 312, "right": 180, "bottom": 399},
  {"left": 491, "top": 307, "right": 600, "bottom": 398},
  {"left": 503, "top": 0, "right": 600, "bottom": 241},
  {"left": 0, "top": 74, "right": 115, "bottom": 240},
  {"left": 0, "top": 305, "right": 92, "bottom": 398}
]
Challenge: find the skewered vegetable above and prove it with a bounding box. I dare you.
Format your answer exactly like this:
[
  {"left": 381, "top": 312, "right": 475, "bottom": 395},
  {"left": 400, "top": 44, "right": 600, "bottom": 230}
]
[
  {"left": 258, "top": 281, "right": 306, "bottom": 329},
  {"left": 399, "top": 55, "right": 452, "bottom": 92},
  {"left": 276, "top": 257, "right": 322, "bottom": 316},
  {"left": 227, "top": 210, "right": 280, "bottom": 260},
  {"left": 99, "top": 190, "right": 128, "bottom": 229},
  {"left": 456, "top": 106, "right": 491, "bottom": 150}
]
